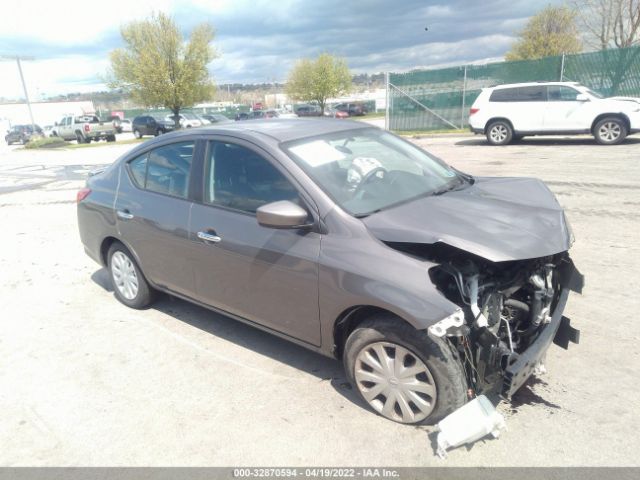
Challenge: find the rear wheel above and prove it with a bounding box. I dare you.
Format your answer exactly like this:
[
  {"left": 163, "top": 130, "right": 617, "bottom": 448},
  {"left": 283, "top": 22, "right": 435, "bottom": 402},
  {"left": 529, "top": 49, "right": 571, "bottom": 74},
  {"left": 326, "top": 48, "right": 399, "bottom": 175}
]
[
  {"left": 594, "top": 117, "right": 627, "bottom": 145},
  {"left": 107, "top": 242, "right": 156, "bottom": 309},
  {"left": 343, "top": 314, "right": 467, "bottom": 424},
  {"left": 106, "top": 135, "right": 116, "bottom": 142},
  {"left": 486, "top": 120, "right": 513, "bottom": 145}
]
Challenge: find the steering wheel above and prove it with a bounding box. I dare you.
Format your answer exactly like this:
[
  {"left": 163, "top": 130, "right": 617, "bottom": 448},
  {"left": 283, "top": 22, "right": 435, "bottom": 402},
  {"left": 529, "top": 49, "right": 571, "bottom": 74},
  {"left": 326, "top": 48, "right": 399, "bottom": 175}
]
[{"left": 353, "top": 166, "right": 387, "bottom": 197}]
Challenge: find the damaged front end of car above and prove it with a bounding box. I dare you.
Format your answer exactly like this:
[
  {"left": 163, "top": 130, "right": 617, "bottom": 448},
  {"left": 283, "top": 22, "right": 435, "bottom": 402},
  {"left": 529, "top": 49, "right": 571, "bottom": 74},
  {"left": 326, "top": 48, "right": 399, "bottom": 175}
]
[{"left": 389, "top": 242, "right": 584, "bottom": 398}]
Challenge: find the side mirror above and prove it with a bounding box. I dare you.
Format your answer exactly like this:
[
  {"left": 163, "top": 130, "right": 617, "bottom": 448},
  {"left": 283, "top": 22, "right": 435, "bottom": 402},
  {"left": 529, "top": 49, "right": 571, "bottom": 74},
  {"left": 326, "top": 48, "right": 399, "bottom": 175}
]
[
  {"left": 256, "top": 200, "right": 311, "bottom": 229},
  {"left": 576, "top": 93, "right": 589, "bottom": 102}
]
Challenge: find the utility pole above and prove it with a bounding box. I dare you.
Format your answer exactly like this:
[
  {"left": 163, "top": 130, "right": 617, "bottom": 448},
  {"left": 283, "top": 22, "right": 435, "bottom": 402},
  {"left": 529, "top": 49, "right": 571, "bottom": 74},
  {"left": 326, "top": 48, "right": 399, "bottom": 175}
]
[{"left": 0, "top": 55, "right": 36, "bottom": 131}]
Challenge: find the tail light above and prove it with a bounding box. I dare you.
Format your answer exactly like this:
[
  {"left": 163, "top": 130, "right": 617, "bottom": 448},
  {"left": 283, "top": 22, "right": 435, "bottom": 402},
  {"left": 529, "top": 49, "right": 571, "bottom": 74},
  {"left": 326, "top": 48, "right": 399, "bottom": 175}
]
[
  {"left": 77, "top": 187, "right": 91, "bottom": 203},
  {"left": 84, "top": 124, "right": 90, "bottom": 132},
  {"left": 469, "top": 108, "right": 479, "bottom": 115}
]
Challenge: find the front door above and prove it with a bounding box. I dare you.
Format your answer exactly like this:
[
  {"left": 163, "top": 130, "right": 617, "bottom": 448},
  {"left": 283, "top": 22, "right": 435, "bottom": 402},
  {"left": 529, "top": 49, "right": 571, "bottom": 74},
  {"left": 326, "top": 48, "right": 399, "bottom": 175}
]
[
  {"left": 543, "top": 85, "right": 591, "bottom": 131},
  {"left": 189, "top": 140, "right": 322, "bottom": 346}
]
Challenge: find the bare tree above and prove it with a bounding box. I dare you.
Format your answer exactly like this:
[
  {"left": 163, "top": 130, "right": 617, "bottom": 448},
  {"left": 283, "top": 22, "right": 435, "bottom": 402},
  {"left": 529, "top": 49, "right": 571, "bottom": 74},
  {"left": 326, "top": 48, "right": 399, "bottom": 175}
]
[{"left": 574, "top": 0, "right": 640, "bottom": 49}]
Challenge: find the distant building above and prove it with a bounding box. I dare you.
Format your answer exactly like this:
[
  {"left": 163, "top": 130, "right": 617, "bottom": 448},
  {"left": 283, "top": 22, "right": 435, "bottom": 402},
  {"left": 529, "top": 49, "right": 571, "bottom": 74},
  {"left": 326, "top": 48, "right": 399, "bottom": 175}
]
[{"left": 0, "top": 100, "right": 95, "bottom": 129}]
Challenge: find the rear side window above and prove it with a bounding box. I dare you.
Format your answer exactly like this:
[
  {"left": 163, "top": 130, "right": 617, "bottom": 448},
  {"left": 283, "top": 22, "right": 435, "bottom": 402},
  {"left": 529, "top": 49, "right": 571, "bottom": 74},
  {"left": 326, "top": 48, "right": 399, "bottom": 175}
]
[
  {"left": 127, "top": 141, "right": 194, "bottom": 199},
  {"left": 490, "top": 86, "right": 546, "bottom": 102},
  {"left": 128, "top": 154, "right": 147, "bottom": 187}
]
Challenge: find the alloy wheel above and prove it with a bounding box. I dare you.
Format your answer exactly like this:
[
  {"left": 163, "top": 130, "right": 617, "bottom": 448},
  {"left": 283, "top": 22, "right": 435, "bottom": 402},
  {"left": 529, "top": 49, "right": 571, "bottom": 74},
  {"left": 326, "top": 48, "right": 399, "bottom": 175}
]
[
  {"left": 598, "top": 122, "right": 621, "bottom": 143},
  {"left": 490, "top": 124, "right": 508, "bottom": 143},
  {"left": 111, "top": 251, "right": 139, "bottom": 300},
  {"left": 354, "top": 341, "right": 437, "bottom": 423}
]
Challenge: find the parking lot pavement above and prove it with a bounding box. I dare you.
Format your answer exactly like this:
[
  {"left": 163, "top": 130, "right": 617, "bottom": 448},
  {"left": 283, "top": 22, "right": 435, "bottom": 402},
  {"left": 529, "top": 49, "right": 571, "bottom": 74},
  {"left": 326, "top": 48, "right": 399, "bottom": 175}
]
[{"left": 0, "top": 134, "right": 639, "bottom": 466}]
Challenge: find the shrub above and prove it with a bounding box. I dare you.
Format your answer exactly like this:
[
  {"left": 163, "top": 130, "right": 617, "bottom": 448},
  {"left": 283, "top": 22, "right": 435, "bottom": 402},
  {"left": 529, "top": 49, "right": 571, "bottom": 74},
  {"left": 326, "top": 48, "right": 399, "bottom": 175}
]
[{"left": 24, "top": 137, "right": 66, "bottom": 149}]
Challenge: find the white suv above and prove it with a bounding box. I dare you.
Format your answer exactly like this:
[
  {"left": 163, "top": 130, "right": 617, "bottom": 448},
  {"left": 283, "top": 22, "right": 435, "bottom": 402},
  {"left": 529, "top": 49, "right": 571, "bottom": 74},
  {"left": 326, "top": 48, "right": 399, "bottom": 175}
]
[{"left": 468, "top": 82, "right": 640, "bottom": 145}]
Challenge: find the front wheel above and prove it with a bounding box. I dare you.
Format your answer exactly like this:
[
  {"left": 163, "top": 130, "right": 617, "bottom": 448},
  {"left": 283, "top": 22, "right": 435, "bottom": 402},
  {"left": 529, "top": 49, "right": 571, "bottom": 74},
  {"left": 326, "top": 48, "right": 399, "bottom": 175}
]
[
  {"left": 594, "top": 117, "right": 627, "bottom": 145},
  {"left": 343, "top": 315, "right": 467, "bottom": 425},
  {"left": 107, "top": 242, "right": 156, "bottom": 309},
  {"left": 133, "top": 129, "right": 142, "bottom": 139},
  {"left": 486, "top": 120, "right": 513, "bottom": 145}
]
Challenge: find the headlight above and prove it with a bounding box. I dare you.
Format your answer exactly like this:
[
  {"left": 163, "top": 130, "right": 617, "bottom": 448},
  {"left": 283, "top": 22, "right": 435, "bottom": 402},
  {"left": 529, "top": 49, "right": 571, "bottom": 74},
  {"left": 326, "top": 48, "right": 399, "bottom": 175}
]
[{"left": 564, "top": 213, "right": 575, "bottom": 246}]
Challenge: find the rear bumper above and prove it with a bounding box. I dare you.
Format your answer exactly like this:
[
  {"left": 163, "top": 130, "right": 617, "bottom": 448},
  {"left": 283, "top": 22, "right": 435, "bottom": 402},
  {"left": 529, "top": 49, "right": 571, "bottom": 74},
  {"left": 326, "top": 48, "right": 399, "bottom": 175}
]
[{"left": 502, "top": 258, "right": 584, "bottom": 397}]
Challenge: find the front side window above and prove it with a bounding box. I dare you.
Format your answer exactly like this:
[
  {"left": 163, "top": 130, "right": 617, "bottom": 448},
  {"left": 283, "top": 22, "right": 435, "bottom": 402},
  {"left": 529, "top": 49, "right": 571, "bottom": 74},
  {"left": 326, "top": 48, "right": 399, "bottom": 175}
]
[
  {"left": 548, "top": 86, "right": 579, "bottom": 101},
  {"left": 283, "top": 128, "right": 463, "bottom": 216},
  {"left": 127, "top": 141, "right": 194, "bottom": 199},
  {"left": 205, "top": 142, "right": 299, "bottom": 213}
]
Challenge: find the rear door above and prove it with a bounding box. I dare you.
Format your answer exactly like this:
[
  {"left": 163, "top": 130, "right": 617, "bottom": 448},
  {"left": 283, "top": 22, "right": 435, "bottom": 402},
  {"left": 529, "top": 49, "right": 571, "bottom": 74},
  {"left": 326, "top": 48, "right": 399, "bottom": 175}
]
[
  {"left": 489, "top": 86, "right": 547, "bottom": 132},
  {"left": 114, "top": 139, "right": 200, "bottom": 297},
  {"left": 188, "top": 138, "right": 322, "bottom": 345}
]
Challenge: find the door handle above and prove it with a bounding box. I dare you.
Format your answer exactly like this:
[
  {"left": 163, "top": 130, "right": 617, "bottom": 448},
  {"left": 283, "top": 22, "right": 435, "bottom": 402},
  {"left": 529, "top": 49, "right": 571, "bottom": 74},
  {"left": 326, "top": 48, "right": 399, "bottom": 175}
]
[
  {"left": 197, "top": 231, "right": 222, "bottom": 243},
  {"left": 117, "top": 209, "right": 134, "bottom": 220}
]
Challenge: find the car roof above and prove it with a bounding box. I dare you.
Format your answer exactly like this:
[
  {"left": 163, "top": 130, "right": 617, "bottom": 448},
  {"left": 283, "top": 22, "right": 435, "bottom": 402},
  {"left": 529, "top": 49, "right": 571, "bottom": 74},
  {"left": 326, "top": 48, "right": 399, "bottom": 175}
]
[
  {"left": 163, "top": 118, "right": 372, "bottom": 143},
  {"left": 490, "top": 81, "right": 581, "bottom": 90}
]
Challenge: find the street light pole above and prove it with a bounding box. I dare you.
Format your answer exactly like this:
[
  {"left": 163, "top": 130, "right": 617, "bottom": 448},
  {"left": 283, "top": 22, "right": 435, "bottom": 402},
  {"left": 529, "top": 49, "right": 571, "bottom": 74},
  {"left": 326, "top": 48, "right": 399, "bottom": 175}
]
[{"left": 1, "top": 55, "right": 37, "bottom": 131}]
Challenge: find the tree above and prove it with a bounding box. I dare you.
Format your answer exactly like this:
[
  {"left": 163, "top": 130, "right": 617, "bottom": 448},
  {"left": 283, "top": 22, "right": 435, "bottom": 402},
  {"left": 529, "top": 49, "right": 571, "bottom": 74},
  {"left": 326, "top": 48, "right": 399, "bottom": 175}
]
[
  {"left": 505, "top": 5, "right": 582, "bottom": 61},
  {"left": 573, "top": 0, "right": 640, "bottom": 49},
  {"left": 285, "top": 53, "right": 351, "bottom": 114},
  {"left": 108, "top": 12, "right": 217, "bottom": 127}
]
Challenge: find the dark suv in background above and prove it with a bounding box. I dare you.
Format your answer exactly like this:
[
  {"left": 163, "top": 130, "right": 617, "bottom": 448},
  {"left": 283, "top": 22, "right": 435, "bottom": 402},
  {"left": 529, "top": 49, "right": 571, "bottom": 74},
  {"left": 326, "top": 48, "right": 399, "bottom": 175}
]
[
  {"left": 5, "top": 124, "right": 43, "bottom": 145},
  {"left": 132, "top": 115, "right": 175, "bottom": 138}
]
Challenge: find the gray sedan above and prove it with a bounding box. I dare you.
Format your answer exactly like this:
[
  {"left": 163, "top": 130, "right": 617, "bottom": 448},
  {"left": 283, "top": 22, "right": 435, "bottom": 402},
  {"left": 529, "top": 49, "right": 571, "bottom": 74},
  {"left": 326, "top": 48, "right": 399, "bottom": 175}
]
[{"left": 77, "top": 119, "right": 583, "bottom": 424}]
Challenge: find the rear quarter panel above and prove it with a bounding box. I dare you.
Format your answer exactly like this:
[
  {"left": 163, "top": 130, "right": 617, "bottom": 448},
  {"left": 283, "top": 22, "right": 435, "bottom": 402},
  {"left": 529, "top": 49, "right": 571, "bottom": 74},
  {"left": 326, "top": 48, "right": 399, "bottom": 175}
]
[{"left": 77, "top": 166, "right": 119, "bottom": 265}]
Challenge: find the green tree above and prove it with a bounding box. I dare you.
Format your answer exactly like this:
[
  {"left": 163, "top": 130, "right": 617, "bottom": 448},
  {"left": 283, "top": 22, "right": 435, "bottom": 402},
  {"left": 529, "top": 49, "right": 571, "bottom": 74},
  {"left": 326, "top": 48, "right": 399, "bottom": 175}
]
[
  {"left": 285, "top": 53, "right": 351, "bottom": 114},
  {"left": 506, "top": 5, "right": 582, "bottom": 61},
  {"left": 108, "top": 12, "right": 217, "bottom": 127}
]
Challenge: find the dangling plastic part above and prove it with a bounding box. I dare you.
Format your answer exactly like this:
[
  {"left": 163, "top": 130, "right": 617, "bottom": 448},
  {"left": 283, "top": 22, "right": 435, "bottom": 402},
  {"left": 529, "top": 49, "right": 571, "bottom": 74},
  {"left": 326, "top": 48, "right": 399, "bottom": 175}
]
[{"left": 436, "top": 395, "right": 506, "bottom": 459}]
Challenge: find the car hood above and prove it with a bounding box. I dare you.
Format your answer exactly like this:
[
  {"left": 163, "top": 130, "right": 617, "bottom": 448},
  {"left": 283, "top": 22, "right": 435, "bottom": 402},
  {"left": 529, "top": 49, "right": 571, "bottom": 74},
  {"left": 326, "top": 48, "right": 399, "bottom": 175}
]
[{"left": 361, "top": 176, "right": 571, "bottom": 262}]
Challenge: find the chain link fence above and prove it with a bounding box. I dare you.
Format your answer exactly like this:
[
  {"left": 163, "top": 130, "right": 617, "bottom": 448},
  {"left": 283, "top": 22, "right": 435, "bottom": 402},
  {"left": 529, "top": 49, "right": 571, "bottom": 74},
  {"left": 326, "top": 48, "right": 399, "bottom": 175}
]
[{"left": 387, "top": 46, "right": 640, "bottom": 131}]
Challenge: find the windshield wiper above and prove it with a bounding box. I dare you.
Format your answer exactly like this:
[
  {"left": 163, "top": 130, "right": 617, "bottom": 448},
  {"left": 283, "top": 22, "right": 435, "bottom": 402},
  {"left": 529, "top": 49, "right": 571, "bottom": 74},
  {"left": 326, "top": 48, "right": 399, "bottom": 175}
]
[{"left": 431, "top": 177, "right": 467, "bottom": 196}]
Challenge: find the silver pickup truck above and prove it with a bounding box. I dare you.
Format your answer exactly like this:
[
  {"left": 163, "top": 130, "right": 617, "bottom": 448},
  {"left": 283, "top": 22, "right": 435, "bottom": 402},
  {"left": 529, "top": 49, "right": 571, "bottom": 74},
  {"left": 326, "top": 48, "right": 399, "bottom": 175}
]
[{"left": 54, "top": 115, "right": 116, "bottom": 144}]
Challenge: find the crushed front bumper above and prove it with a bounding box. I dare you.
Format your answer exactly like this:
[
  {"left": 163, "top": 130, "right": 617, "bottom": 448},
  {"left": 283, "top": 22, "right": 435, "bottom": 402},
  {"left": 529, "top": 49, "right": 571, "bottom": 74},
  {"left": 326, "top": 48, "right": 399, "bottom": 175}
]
[{"left": 502, "top": 258, "right": 584, "bottom": 397}]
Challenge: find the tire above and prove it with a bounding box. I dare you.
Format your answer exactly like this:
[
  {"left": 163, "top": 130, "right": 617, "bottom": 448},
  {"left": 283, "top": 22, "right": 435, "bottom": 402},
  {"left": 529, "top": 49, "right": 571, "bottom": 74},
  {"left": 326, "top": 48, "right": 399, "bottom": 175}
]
[
  {"left": 486, "top": 120, "right": 513, "bottom": 145},
  {"left": 133, "top": 129, "right": 142, "bottom": 139},
  {"left": 343, "top": 314, "right": 467, "bottom": 425},
  {"left": 19, "top": 137, "right": 25, "bottom": 145},
  {"left": 106, "top": 135, "right": 116, "bottom": 142},
  {"left": 594, "top": 117, "right": 627, "bottom": 145},
  {"left": 107, "top": 242, "right": 156, "bottom": 309}
]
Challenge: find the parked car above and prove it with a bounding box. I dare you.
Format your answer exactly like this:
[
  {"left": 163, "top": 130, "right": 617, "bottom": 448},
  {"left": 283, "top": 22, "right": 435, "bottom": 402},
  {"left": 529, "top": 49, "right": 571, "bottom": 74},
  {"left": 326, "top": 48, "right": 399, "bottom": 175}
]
[
  {"left": 77, "top": 119, "right": 582, "bottom": 425},
  {"left": 107, "top": 115, "right": 123, "bottom": 134},
  {"left": 295, "top": 105, "right": 322, "bottom": 117},
  {"left": 201, "top": 114, "right": 232, "bottom": 124},
  {"left": 164, "top": 113, "right": 202, "bottom": 128},
  {"left": 324, "top": 108, "right": 349, "bottom": 119},
  {"left": 5, "top": 124, "right": 43, "bottom": 145},
  {"left": 334, "top": 102, "right": 368, "bottom": 116},
  {"left": 469, "top": 81, "right": 640, "bottom": 145},
  {"left": 132, "top": 115, "right": 175, "bottom": 138},
  {"left": 54, "top": 115, "right": 116, "bottom": 143},
  {"left": 120, "top": 119, "right": 132, "bottom": 133},
  {"left": 235, "top": 111, "right": 265, "bottom": 121}
]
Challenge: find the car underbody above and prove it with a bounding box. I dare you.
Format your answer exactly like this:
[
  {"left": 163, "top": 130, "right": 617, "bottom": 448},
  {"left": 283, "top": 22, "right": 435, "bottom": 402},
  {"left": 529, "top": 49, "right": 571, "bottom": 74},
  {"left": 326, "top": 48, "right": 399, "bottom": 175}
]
[{"left": 387, "top": 242, "right": 584, "bottom": 398}]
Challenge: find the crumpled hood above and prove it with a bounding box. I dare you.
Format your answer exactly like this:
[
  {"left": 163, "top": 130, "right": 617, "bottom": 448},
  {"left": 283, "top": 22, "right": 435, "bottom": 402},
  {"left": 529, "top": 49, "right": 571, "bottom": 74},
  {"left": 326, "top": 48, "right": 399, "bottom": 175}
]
[{"left": 362, "top": 177, "right": 571, "bottom": 262}]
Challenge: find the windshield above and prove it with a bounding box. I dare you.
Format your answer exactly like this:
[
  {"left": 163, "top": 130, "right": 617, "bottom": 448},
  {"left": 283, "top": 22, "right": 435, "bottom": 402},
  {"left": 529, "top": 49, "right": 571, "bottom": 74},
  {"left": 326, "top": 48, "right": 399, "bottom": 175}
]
[{"left": 283, "top": 128, "right": 466, "bottom": 216}]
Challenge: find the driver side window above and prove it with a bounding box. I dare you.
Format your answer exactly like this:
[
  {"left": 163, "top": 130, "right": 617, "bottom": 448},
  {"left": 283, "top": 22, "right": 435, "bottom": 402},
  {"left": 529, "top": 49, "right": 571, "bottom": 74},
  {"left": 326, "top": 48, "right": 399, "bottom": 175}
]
[{"left": 205, "top": 141, "right": 299, "bottom": 213}]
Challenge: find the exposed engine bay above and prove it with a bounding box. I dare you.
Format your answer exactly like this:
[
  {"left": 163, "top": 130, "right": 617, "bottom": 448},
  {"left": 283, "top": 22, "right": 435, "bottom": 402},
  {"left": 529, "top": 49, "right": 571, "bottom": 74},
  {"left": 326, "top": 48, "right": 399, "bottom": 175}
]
[{"left": 387, "top": 242, "right": 583, "bottom": 397}]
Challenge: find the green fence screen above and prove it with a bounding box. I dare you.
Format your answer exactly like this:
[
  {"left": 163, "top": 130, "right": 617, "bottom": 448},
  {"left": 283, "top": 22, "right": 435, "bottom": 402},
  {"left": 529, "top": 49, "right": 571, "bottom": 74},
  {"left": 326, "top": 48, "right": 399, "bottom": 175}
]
[{"left": 388, "top": 46, "right": 640, "bottom": 131}]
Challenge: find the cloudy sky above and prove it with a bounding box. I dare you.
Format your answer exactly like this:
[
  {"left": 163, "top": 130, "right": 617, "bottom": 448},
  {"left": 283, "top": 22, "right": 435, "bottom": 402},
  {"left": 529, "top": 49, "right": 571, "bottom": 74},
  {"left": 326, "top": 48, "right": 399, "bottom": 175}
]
[{"left": 0, "top": 0, "right": 560, "bottom": 100}]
